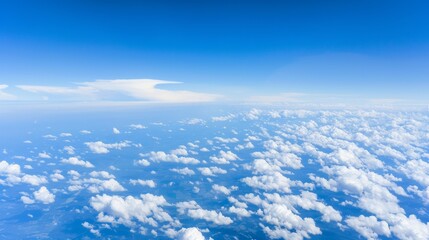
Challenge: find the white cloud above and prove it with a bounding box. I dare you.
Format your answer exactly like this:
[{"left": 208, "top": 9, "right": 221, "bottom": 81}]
[
  {"left": 130, "top": 124, "right": 146, "bottom": 129},
  {"left": 213, "top": 137, "right": 239, "bottom": 143},
  {"left": 50, "top": 172, "right": 65, "bottom": 182},
  {"left": 113, "top": 128, "right": 120, "bottom": 134},
  {"left": 345, "top": 215, "right": 391, "bottom": 240},
  {"left": 17, "top": 79, "right": 221, "bottom": 103},
  {"left": 90, "top": 193, "right": 174, "bottom": 227},
  {"left": 130, "top": 179, "right": 156, "bottom": 188},
  {"left": 64, "top": 146, "right": 75, "bottom": 155},
  {"left": 135, "top": 159, "right": 151, "bottom": 166},
  {"left": 242, "top": 172, "right": 293, "bottom": 193},
  {"left": 21, "top": 195, "right": 35, "bottom": 204},
  {"left": 0, "top": 160, "right": 21, "bottom": 175},
  {"left": 147, "top": 151, "right": 200, "bottom": 164},
  {"left": 210, "top": 150, "right": 239, "bottom": 164},
  {"left": 184, "top": 118, "right": 205, "bottom": 125},
  {"left": 212, "top": 114, "right": 235, "bottom": 122},
  {"left": 212, "top": 184, "right": 231, "bottom": 195},
  {"left": 177, "top": 201, "right": 233, "bottom": 225},
  {"left": 82, "top": 222, "right": 101, "bottom": 237},
  {"left": 170, "top": 167, "right": 195, "bottom": 176},
  {"left": 177, "top": 227, "right": 205, "bottom": 240},
  {"left": 0, "top": 84, "right": 16, "bottom": 100},
  {"left": 21, "top": 174, "right": 48, "bottom": 186},
  {"left": 228, "top": 206, "right": 251, "bottom": 217},
  {"left": 85, "top": 141, "right": 130, "bottom": 154},
  {"left": 198, "top": 167, "right": 227, "bottom": 176},
  {"left": 62, "top": 157, "right": 94, "bottom": 168},
  {"left": 38, "top": 152, "right": 51, "bottom": 159},
  {"left": 90, "top": 171, "right": 115, "bottom": 179},
  {"left": 33, "top": 186, "right": 55, "bottom": 204}
]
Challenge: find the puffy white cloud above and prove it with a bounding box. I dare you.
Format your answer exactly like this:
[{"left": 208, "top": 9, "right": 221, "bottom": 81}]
[
  {"left": 242, "top": 172, "right": 293, "bottom": 193},
  {"left": 85, "top": 141, "right": 130, "bottom": 154},
  {"left": 90, "top": 193, "right": 174, "bottom": 227},
  {"left": 170, "top": 146, "right": 189, "bottom": 156},
  {"left": 176, "top": 201, "right": 233, "bottom": 225},
  {"left": 177, "top": 227, "right": 205, "bottom": 240},
  {"left": 91, "top": 179, "right": 126, "bottom": 193},
  {"left": 345, "top": 215, "right": 391, "bottom": 240},
  {"left": 82, "top": 222, "right": 101, "bottom": 237},
  {"left": 197, "top": 166, "right": 227, "bottom": 176},
  {"left": 130, "top": 179, "right": 156, "bottom": 188},
  {"left": 50, "top": 172, "right": 65, "bottom": 182},
  {"left": 265, "top": 191, "right": 342, "bottom": 223},
  {"left": 62, "top": 157, "right": 94, "bottom": 168},
  {"left": 21, "top": 174, "right": 48, "bottom": 186},
  {"left": 63, "top": 146, "right": 75, "bottom": 155},
  {"left": 113, "top": 128, "right": 120, "bottom": 134},
  {"left": 251, "top": 138, "right": 303, "bottom": 169},
  {"left": 135, "top": 159, "right": 151, "bottom": 166},
  {"left": 33, "top": 186, "right": 55, "bottom": 204},
  {"left": 399, "top": 159, "right": 429, "bottom": 187},
  {"left": 210, "top": 151, "right": 239, "bottom": 164},
  {"left": 213, "top": 137, "right": 239, "bottom": 143},
  {"left": 228, "top": 206, "right": 251, "bottom": 217},
  {"left": 170, "top": 167, "right": 195, "bottom": 176},
  {"left": 38, "top": 152, "right": 51, "bottom": 159},
  {"left": 260, "top": 203, "right": 321, "bottom": 240},
  {"left": 212, "top": 114, "right": 235, "bottom": 122},
  {"left": 21, "top": 195, "right": 35, "bottom": 204},
  {"left": 0, "top": 160, "right": 21, "bottom": 175},
  {"left": 147, "top": 151, "right": 199, "bottom": 164},
  {"left": 245, "top": 108, "right": 262, "bottom": 120},
  {"left": 90, "top": 171, "right": 115, "bottom": 179},
  {"left": 212, "top": 184, "right": 231, "bottom": 195},
  {"left": 184, "top": 118, "right": 205, "bottom": 125}
]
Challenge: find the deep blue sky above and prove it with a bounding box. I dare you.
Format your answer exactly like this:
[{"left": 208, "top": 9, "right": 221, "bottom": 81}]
[{"left": 1, "top": 0, "right": 428, "bottom": 100}]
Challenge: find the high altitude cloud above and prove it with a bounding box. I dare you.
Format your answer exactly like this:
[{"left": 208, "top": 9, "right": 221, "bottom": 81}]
[
  {"left": 0, "top": 85, "right": 16, "bottom": 100},
  {"left": 17, "top": 79, "right": 221, "bottom": 103}
]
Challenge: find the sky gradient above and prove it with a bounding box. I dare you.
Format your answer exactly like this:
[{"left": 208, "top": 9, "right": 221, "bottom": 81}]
[{"left": 1, "top": 0, "right": 428, "bottom": 103}]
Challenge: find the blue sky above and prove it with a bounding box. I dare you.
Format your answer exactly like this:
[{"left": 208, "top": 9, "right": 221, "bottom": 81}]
[{"left": 1, "top": 0, "right": 428, "bottom": 103}]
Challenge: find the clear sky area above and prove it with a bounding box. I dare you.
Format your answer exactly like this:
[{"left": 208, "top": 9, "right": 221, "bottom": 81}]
[{"left": 1, "top": 0, "right": 428, "bottom": 105}]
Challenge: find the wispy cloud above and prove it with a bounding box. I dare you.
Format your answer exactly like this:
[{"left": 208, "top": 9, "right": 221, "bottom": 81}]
[
  {"left": 0, "top": 85, "right": 17, "bottom": 100},
  {"left": 16, "top": 79, "right": 222, "bottom": 103}
]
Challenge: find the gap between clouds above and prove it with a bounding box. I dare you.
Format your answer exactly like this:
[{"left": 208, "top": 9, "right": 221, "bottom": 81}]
[{"left": 14, "top": 79, "right": 222, "bottom": 103}]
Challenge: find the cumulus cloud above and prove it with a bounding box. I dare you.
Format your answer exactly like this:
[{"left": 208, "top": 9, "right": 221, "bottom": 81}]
[
  {"left": 85, "top": 141, "right": 130, "bottom": 154},
  {"left": 113, "top": 128, "right": 120, "bottom": 134},
  {"left": 177, "top": 227, "right": 205, "bottom": 240},
  {"left": 177, "top": 201, "right": 233, "bottom": 225},
  {"left": 212, "top": 184, "right": 232, "bottom": 195},
  {"left": 33, "top": 186, "right": 55, "bottom": 204},
  {"left": 197, "top": 167, "right": 227, "bottom": 176},
  {"left": 130, "top": 179, "right": 156, "bottom": 188},
  {"left": 210, "top": 150, "right": 239, "bottom": 164},
  {"left": 146, "top": 151, "right": 200, "bottom": 164},
  {"left": 62, "top": 157, "right": 94, "bottom": 168},
  {"left": 90, "top": 193, "right": 174, "bottom": 228},
  {"left": 212, "top": 114, "right": 235, "bottom": 122},
  {"left": 345, "top": 215, "right": 391, "bottom": 240},
  {"left": 170, "top": 167, "right": 195, "bottom": 176}
]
